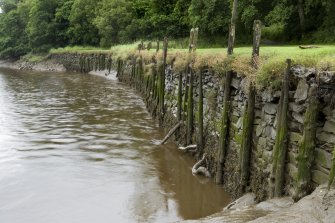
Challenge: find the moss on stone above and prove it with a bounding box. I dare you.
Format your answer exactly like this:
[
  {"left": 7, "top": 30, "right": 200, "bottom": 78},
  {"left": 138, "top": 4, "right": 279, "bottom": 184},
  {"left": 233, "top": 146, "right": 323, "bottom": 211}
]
[{"left": 328, "top": 147, "right": 335, "bottom": 189}]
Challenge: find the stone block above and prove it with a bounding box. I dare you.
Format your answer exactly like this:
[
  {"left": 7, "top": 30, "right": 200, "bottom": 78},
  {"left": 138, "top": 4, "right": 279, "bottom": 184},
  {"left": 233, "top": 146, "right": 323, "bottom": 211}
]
[
  {"left": 323, "top": 120, "right": 335, "bottom": 134},
  {"left": 231, "top": 77, "right": 241, "bottom": 89},
  {"left": 317, "top": 132, "right": 335, "bottom": 144},
  {"left": 264, "top": 114, "right": 275, "bottom": 124},
  {"left": 288, "top": 102, "right": 305, "bottom": 113},
  {"left": 315, "top": 149, "right": 332, "bottom": 169},
  {"left": 292, "top": 112, "right": 304, "bottom": 124},
  {"left": 288, "top": 121, "right": 302, "bottom": 132},
  {"left": 312, "top": 170, "right": 329, "bottom": 185},
  {"left": 255, "top": 109, "right": 262, "bottom": 118},
  {"left": 294, "top": 79, "right": 309, "bottom": 102},
  {"left": 256, "top": 125, "right": 265, "bottom": 137},
  {"left": 263, "top": 103, "right": 277, "bottom": 115},
  {"left": 254, "top": 118, "right": 262, "bottom": 125},
  {"left": 264, "top": 126, "right": 277, "bottom": 140}
]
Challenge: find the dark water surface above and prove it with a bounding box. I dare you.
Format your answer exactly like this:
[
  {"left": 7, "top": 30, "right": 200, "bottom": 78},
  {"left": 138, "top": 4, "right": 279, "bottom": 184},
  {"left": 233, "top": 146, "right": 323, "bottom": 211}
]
[{"left": 0, "top": 68, "right": 230, "bottom": 223}]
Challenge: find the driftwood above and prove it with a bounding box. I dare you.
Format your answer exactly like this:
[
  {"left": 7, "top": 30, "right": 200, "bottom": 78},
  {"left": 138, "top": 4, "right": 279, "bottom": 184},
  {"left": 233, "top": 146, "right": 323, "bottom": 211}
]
[
  {"left": 160, "top": 121, "right": 182, "bottom": 145},
  {"left": 192, "top": 153, "right": 211, "bottom": 178},
  {"left": 178, "top": 144, "right": 197, "bottom": 153},
  {"left": 299, "top": 45, "right": 320, "bottom": 49}
]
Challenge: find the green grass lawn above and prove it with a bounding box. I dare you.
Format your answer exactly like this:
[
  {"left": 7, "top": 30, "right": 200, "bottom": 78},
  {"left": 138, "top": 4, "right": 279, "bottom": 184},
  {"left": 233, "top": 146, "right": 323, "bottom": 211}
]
[{"left": 50, "top": 43, "right": 335, "bottom": 88}]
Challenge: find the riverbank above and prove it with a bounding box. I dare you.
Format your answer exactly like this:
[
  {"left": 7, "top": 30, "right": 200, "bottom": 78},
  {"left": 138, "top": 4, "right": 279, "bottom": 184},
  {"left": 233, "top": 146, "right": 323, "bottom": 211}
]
[
  {"left": 0, "top": 58, "right": 66, "bottom": 72},
  {"left": 1, "top": 53, "right": 335, "bottom": 222}
]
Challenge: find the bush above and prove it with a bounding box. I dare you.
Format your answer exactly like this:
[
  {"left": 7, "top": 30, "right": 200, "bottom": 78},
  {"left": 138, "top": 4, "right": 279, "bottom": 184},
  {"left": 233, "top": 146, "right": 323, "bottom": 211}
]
[{"left": 262, "top": 23, "right": 286, "bottom": 42}]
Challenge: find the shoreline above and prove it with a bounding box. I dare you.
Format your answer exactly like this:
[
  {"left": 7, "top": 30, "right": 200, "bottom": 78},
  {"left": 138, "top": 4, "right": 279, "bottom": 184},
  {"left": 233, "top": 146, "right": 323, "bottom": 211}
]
[{"left": 0, "top": 58, "right": 66, "bottom": 72}]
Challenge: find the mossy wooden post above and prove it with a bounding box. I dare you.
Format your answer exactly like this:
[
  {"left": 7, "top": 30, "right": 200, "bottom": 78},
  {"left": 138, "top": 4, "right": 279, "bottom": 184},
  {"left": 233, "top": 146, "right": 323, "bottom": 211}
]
[
  {"left": 151, "top": 64, "right": 157, "bottom": 114},
  {"left": 227, "top": 0, "right": 238, "bottom": 56},
  {"left": 176, "top": 72, "right": 183, "bottom": 139},
  {"left": 215, "top": 72, "right": 232, "bottom": 184},
  {"left": 270, "top": 59, "right": 291, "bottom": 197},
  {"left": 116, "top": 59, "right": 122, "bottom": 78},
  {"left": 183, "top": 68, "right": 189, "bottom": 122},
  {"left": 198, "top": 69, "right": 204, "bottom": 153},
  {"left": 328, "top": 148, "right": 335, "bottom": 189},
  {"left": 94, "top": 54, "right": 98, "bottom": 71},
  {"left": 159, "top": 37, "right": 168, "bottom": 125},
  {"left": 186, "top": 28, "right": 198, "bottom": 145},
  {"left": 103, "top": 54, "right": 106, "bottom": 70},
  {"left": 240, "top": 20, "right": 261, "bottom": 192},
  {"left": 139, "top": 57, "right": 144, "bottom": 94},
  {"left": 189, "top": 28, "right": 195, "bottom": 53},
  {"left": 132, "top": 57, "right": 136, "bottom": 88},
  {"left": 107, "top": 56, "right": 112, "bottom": 74},
  {"left": 187, "top": 68, "right": 194, "bottom": 145},
  {"left": 295, "top": 85, "right": 319, "bottom": 200},
  {"left": 79, "top": 55, "right": 83, "bottom": 73},
  {"left": 215, "top": 0, "right": 238, "bottom": 185},
  {"left": 193, "top": 28, "right": 199, "bottom": 52}
]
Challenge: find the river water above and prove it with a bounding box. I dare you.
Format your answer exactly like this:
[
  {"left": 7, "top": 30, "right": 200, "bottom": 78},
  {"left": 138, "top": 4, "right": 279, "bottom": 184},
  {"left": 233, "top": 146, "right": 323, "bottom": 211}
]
[{"left": 0, "top": 68, "right": 230, "bottom": 223}]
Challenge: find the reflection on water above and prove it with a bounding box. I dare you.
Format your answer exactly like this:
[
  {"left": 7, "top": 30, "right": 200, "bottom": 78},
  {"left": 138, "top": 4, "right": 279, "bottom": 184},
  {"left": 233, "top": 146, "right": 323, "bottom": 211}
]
[{"left": 0, "top": 68, "right": 230, "bottom": 223}]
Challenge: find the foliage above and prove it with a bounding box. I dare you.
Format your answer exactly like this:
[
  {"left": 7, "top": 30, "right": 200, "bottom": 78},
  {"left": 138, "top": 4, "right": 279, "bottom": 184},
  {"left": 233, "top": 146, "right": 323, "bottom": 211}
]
[{"left": 1, "top": 0, "right": 335, "bottom": 58}]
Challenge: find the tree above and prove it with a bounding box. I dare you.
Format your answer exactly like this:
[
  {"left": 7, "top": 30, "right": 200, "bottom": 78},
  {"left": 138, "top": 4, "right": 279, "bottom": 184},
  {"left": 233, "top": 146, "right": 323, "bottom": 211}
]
[
  {"left": 54, "top": 0, "right": 74, "bottom": 47},
  {"left": 67, "top": 0, "right": 101, "bottom": 46},
  {"left": 0, "top": 0, "right": 29, "bottom": 58},
  {"left": 94, "top": 0, "right": 133, "bottom": 46},
  {"left": 188, "top": 0, "right": 230, "bottom": 37},
  {"left": 26, "top": 0, "right": 59, "bottom": 52}
]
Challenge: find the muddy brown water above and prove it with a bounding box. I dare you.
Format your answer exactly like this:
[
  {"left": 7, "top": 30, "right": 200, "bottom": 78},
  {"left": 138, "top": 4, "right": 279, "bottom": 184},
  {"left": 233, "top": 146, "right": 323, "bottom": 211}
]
[{"left": 0, "top": 68, "right": 230, "bottom": 223}]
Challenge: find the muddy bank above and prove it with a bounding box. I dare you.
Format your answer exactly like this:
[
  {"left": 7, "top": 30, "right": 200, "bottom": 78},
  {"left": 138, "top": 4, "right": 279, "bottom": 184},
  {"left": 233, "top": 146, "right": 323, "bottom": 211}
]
[
  {"left": 179, "top": 185, "right": 335, "bottom": 223},
  {"left": 0, "top": 58, "right": 66, "bottom": 72}
]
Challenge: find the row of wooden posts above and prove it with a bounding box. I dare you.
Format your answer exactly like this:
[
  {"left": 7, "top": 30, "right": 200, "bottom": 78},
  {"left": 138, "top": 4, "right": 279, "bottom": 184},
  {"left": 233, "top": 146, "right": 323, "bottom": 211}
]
[{"left": 77, "top": 0, "right": 324, "bottom": 199}]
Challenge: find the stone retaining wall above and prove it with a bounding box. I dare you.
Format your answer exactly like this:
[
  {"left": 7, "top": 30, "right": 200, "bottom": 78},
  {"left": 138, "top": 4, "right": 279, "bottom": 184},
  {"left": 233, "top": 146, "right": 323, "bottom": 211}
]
[{"left": 51, "top": 52, "right": 335, "bottom": 201}]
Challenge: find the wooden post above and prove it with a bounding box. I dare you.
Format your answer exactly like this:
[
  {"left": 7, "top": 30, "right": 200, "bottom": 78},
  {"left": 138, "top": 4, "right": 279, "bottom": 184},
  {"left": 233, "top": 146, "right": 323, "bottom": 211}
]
[
  {"left": 198, "top": 69, "right": 204, "bottom": 153},
  {"left": 189, "top": 28, "right": 195, "bottom": 52},
  {"left": 215, "top": 0, "right": 238, "bottom": 185},
  {"left": 107, "top": 56, "right": 112, "bottom": 73},
  {"left": 183, "top": 68, "right": 189, "bottom": 122},
  {"left": 252, "top": 20, "right": 262, "bottom": 60},
  {"left": 159, "top": 37, "right": 168, "bottom": 124},
  {"left": 187, "top": 68, "right": 194, "bottom": 145},
  {"left": 215, "top": 72, "right": 232, "bottom": 184},
  {"left": 294, "top": 85, "right": 319, "bottom": 200},
  {"left": 227, "top": 0, "right": 238, "bottom": 56},
  {"left": 193, "top": 28, "right": 199, "bottom": 52},
  {"left": 240, "top": 20, "right": 261, "bottom": 192},
  {"left": 79, "top": 55, "right": 83, "bottom": 73},
  {"left": 176, "top": 72, "right": 183, "bottom": 139},
  {"left": 270, "top": 59, "right": 291, "bottom": 197}
]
